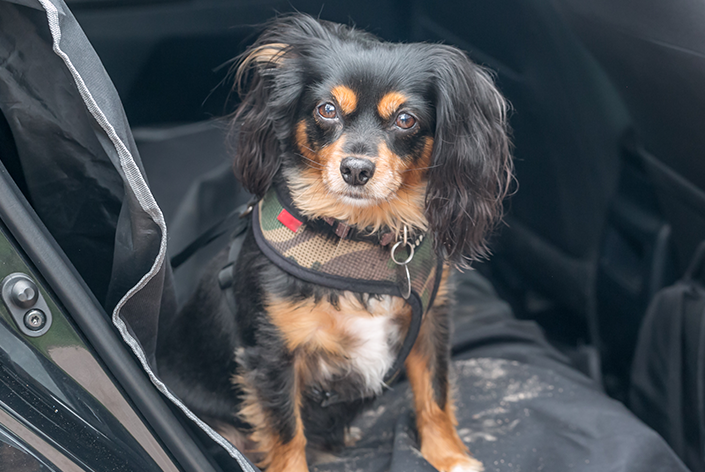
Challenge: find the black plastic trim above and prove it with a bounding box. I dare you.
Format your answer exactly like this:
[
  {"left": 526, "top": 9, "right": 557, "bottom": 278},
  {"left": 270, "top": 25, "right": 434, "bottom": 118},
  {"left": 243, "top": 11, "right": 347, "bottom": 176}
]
[{"left": 0, "top": 160, "right": 222, "bottom": 472}]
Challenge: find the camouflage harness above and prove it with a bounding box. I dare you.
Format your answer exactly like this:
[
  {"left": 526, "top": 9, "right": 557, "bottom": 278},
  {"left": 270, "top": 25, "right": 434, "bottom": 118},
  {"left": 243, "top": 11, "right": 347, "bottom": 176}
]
[
  {"left": 254, "top": 186, "right": 442, "bottom": 312},
  {"left": 212, "top": 185, "right": 443, "bottom": 406}
]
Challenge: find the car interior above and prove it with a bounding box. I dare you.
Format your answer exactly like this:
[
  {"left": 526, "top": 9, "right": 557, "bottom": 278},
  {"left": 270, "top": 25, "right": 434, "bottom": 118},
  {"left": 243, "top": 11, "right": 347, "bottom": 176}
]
[
  {"left": 2, "top": 0, "right": 704, "bottom": 470},
  {"left": 72, "top": 0, "right": 705, "bottom": 394}
]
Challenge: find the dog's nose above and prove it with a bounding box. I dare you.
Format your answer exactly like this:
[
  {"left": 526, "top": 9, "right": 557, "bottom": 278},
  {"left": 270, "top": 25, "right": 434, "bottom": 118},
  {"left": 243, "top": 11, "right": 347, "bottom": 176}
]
[{"left": 340, "top": 157, "right": 375, "bottom": 186}]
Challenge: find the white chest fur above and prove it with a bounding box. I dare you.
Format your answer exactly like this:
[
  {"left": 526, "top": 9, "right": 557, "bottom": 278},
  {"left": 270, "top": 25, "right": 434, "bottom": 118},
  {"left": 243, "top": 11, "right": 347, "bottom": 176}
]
[
  {"left": 267, "top": 291, "right": 409, "bottom": 397},
  {"left": 322, "top": 294, "right": 405, "bottom": 395}
]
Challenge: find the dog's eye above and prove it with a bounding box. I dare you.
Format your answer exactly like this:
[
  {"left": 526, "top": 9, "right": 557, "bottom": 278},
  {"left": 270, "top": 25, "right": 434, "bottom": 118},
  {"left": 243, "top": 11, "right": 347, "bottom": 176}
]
[
  {"left": 317, "top": 103, "right": 338, "bottom": 119},
  {"left": 395, "top": 112, "right": 416, "bottom": 130}
]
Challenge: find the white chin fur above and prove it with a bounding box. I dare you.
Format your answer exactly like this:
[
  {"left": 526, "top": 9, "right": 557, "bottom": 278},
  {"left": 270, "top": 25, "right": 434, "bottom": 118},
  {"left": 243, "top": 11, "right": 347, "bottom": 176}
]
[{"left": 338, "top": 194, "right": 377, "bottom": 207}]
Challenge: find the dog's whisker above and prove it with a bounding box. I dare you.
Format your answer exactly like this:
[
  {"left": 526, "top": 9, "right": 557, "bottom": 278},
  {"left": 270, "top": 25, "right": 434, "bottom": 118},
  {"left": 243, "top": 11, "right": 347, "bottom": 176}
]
[
  {"left": 296, "top": 152, "right": 326, "bottom": 169},
  {"left": 297, "top": 153, "right": 324, "bottom": 165},
  {"left": 400, "top": 164, "right": 441, "bottom": 173},
  {"left": 303, "top": 162, "right": 324, "bottom": 171}
]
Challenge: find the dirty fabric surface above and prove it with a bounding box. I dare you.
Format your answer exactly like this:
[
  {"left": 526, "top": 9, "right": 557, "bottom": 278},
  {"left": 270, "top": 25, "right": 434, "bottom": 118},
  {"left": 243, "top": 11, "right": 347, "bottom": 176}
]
[{"left": 307, "top": 270, "right": 690, "bottom": 472}]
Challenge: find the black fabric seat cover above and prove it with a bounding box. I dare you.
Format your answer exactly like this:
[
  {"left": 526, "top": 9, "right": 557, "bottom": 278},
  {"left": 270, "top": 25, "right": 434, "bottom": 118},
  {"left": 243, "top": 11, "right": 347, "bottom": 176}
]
[{"left": 150, "top": 128, "right": 689, "bottom": 472}]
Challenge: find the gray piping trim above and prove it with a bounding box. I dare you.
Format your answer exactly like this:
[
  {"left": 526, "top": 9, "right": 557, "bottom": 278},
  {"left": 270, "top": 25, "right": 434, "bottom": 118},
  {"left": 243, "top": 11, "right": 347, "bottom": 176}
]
[{"left": 35, "top": 1, "right": 255, "bottom": 470}]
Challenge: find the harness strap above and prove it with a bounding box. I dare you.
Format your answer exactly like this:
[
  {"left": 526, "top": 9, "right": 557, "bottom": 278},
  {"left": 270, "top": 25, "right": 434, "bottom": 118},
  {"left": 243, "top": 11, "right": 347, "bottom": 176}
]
[
  {"left": 217, "top": 224, "right": 250, "bottom": 314},
  {"left": 170, "top": 200, "right": 255, "bottom": 269}
]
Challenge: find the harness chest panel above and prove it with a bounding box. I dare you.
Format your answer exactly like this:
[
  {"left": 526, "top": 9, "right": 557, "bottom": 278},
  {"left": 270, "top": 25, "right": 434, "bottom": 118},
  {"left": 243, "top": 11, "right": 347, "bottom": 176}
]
[{"left": 253, "top": 187, "right": 442, "bottom": 315}]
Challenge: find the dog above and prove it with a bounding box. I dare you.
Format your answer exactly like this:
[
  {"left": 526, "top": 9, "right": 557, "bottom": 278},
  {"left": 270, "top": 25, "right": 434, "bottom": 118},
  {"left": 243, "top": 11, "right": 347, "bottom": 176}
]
[{"left": 158, "top": 13, "right": 512, "bottom": 472}]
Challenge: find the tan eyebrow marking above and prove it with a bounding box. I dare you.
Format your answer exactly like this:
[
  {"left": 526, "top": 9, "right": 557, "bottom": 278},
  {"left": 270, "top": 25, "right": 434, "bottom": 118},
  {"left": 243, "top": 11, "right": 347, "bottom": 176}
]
[
  {"left": 378, "top": 91, "right": 408, "bottom": 120},
  {"left": 331, "top": 85, "right": 358, "bottom": 115}
]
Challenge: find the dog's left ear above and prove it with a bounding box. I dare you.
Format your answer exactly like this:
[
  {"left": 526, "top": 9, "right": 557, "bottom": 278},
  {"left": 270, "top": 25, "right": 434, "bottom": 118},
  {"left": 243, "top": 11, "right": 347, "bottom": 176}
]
[
  {"left": 230, "top": 38, "right": 302, "bottom": 198},
  {"left": 229, "top": 42, "right": 290, "bottom": 198},
  {"left": 425, "top": 45, "right": 514, "bottom": 267}
]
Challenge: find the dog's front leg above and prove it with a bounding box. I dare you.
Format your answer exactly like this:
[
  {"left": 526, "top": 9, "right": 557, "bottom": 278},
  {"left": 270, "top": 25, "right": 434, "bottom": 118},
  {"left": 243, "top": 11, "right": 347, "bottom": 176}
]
[
  {"left": 236, "top": 346, "right": 308, "bottom": 472},
  {"left": 405, "top": 300, "right": 484, "bottom": 472}
]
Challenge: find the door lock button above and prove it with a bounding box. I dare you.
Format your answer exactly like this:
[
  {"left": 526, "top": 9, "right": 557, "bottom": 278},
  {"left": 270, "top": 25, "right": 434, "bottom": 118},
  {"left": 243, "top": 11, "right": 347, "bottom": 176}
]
[
  {"left": 9, "top": 278, "right": 38, "bottom": 309},
  {"left": 1, "top": 273, "right": 52, "bottom": 337}
]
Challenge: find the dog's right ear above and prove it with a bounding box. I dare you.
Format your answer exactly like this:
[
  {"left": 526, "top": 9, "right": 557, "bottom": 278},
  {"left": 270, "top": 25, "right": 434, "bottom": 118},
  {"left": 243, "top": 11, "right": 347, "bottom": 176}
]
[{"left": 231, "top": 42, "right": 293, "bottom": 198}]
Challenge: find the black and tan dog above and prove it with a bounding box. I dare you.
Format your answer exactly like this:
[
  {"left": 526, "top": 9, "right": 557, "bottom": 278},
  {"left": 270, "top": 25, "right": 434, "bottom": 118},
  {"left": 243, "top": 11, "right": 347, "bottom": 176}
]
[{"left": 159, "top": 13, "right": 512, "bottom": 472}]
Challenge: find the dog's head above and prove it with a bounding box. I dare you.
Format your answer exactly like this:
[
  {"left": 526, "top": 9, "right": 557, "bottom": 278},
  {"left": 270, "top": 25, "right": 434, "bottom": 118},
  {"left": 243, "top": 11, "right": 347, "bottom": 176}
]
[{"left": 232, "top": 14, "right": 513, "bottom": 266}]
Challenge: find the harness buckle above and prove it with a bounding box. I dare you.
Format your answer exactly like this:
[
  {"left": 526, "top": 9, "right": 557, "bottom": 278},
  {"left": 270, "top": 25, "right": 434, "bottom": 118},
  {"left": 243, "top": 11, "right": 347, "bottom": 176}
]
[{"left": 239, "top": 203, "right": 255, "bottom": 218}]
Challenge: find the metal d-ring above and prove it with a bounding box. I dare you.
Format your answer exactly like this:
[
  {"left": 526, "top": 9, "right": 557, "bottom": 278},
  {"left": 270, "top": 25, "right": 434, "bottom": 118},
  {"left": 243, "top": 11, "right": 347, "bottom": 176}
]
[
  {"left": 391, "top": 240, "right": 415, "bottom": 265},
  {"left": 391, "top": 228, "right": 414, "bottom": 299}
]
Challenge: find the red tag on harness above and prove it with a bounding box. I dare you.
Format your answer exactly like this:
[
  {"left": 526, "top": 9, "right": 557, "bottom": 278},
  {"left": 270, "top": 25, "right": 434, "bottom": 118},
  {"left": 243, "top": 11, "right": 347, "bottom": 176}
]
[{"left": 277, "top": 209, "right": 302, "bottom": 233}]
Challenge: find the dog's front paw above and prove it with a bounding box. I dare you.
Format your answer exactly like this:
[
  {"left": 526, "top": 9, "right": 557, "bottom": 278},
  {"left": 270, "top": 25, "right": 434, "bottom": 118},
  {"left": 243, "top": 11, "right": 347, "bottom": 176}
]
[
  {"left": 422, "top": 450, "right": 484, "bottom": 472},
  {"left": 447, "top": 456, "right": 484, "bottom": 472},
  {"left": 344, "top": 426, "right": 362, "bottom": 447}
]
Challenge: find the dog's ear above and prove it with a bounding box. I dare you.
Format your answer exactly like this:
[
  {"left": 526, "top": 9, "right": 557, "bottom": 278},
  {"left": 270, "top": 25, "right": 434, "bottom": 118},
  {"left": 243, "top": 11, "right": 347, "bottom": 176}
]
[
  {"left": 425, "top": 45, "right": 514, "bottom": 267},
  {"left": 231, "top": 41, "right": 296, "bottom": 198}
]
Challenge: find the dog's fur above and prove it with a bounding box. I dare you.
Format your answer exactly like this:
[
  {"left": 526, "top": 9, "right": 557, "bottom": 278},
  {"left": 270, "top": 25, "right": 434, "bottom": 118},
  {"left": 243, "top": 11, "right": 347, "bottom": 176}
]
[{"left": 158, "top": 14, "right": 512, "bottom": 472}]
